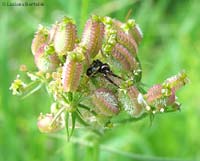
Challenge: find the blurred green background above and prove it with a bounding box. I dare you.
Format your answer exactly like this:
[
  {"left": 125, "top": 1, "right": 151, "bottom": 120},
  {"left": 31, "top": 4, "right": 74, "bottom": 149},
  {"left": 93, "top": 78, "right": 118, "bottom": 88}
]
[{"left": 0, "top": 0, "right": 200, "bottom": 161}]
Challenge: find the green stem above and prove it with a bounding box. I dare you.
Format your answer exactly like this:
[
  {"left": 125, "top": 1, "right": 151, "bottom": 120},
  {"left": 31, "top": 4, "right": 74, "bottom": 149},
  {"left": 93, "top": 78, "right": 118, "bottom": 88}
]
[
  {"left": 75, "top": 110, "right": 89, "bottom": 126},
  {"left": 78, "top": 103, "right": 97, "bottom": 116},
  {"left": 113, "top": 113, "right": 148, "bottom": 124},
  {"left": 48, "top": 134, "right": 193, "bottom": 161},
  {"left": 50, "top": 106, "right": 67, "bottom": 126},
  {"left": 21, "top": 80, "right": 42, "bottom": 99}
]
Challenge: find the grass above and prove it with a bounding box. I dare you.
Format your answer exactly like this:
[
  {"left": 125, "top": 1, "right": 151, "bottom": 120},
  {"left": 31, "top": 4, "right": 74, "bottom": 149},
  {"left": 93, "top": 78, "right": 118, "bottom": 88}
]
[{"left": 0, "top": 0, "right": 200, "bottom": 161}]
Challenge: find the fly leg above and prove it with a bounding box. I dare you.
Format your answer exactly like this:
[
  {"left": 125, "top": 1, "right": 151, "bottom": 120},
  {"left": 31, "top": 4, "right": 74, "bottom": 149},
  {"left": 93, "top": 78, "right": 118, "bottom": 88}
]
[{"left": 103, "top": 74, "right": 119, "bottom": 87}]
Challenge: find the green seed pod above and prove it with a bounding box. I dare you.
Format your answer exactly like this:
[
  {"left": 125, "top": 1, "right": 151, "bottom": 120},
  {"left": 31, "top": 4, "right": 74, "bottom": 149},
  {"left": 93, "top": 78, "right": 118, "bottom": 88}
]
[
  {"left": 92, "top": 88, "right": 119, "bottom": 116},
  {"left": 62, "top": 52, "right": 84, "bottom": 92},
  {"left": 34, "top": 44, "right": 60, "bottom": 72},
  {"left": 53, "top": 17, "right": 78, "bottom": 57},
  {"left": 31, "top": 25, "right": 49, "bottom": 55},
  {"left": 81, "top": 15, "right": 105, "bottom": 58},
  {"left": 118, "top": 86, "right": 144, "bottom": 117}
]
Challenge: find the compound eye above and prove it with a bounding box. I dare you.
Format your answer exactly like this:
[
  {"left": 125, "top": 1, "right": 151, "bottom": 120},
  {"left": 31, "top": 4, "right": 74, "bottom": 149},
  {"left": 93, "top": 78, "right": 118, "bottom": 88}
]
[{"left": 101, "top": 64, "right": 110, "bottom": 72}]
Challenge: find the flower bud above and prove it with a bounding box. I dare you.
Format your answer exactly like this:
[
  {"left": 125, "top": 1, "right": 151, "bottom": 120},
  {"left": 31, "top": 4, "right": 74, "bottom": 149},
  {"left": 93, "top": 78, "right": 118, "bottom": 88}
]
[
  {"left": 9, "top": 75, "right": 26, "bottom": 95},
  {"left": 118, "top": 86, "right": 144, "bottom": 117},
  {"left": 31, "top": 25, "right": 49, "bottom": 55},
  {"left": 37, "top": 113, "right": 63, "bottom": 133},
  {"left": 81, "top": 15, "right": 105, "bottom": 58},
  {"left": 92, "top": 88, "right": 119, "bottom": 116},
  {"left": 53, "top": 17, "right": 77, "bottom": 56},
  {"left": 34, "top": 44, "right": 60, "bottom": 72}
]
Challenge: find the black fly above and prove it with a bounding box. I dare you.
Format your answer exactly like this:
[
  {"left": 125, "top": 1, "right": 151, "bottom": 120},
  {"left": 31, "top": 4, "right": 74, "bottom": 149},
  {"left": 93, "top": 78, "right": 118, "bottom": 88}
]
[{"left": 86, "top": 59, "right": 123, "bottom": 87}]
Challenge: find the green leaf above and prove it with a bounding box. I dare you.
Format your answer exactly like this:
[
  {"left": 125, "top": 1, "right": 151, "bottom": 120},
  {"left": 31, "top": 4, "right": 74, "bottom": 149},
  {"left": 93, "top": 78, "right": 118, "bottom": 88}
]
[
  {"left": 70, "top": 112, "right": 76, "bottom": 137},
  {"left": 75, "top": 110, "right": 89, "bottom": 126},
  {"left": 65, "top": 112, "right": 70, "bottom": 141},
  {"left": 66, "top": 92, "right": 73, "bottom": 102}
]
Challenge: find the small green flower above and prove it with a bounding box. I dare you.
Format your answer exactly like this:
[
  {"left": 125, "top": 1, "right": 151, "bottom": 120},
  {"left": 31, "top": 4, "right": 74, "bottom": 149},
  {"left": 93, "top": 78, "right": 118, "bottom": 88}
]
[{"left": 9, "top": 75, "right": 26, "bottom": 95}]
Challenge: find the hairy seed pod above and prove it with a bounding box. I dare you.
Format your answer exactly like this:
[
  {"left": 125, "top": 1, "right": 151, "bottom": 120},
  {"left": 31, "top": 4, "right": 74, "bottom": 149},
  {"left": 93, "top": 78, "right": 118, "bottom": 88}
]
[
  {"left": 108, "top": 18, "right": 138, "bottom": 56},
  {"left": 124, "top": 19, "right": 143, "bottom": 45},
  {"left": 116, "top": 30, "right": 138, "bottom": 56},
  {"left": 130, "top": 25, "right": 143, "bottom": 45},
  {"left": 62, "top": 56, "right": 83, "bottom": 92},
  {"left": 81, "top": 15, "right": 105, "bottom": 58},
  {"left": 145, "top": 84, "right": 163, "bottom": 103},
  {"left": 127, "top": 86, "right": 145, "bottom": 117},
  {"left": 37, "top": 113, "right": 64, "bottom": 133},
  {"left": 92, "top": 88, "right": 119, "bottom": 116},
  {"left": 163, "top": 71, "right": 189, "bottom": 91},
  {"left": 31, "top": 25, "right": 49, "bottom": 55},
  {"left": 112, "top": 43, "right": 137, "bottom": 71},
  {"left": 48, "top": 23, "right": 58, "bottom": 43},
  {"left": 118, "top": 86, "right": 144, "bottom": 117},
  {"left": 34, "top": 44, "right": 60, "bottom": 72},
  {"left": 145, "top": 84, "right": 176, "bottom": 111},
  {"left": 54, "top": 17, "right": 77, "bottom": 56}
]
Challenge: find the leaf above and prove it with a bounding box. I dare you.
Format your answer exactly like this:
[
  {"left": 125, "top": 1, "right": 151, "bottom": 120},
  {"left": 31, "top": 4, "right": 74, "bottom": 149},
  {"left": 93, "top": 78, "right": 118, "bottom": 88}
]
[
  {"left": 65, "top": 112, "right": 70, "bottom": 141},
  {"left": 75, "top": 110, "right": 89, "bottom": 126},
  {"left": 67, "top": 92, "right": 73, "bottom": 102},
  {"left": 149, "top": 113, "right": 155, "bottom": 127},
  {"left": 70, "top": 112, "right": 76, "bottom": 137}
]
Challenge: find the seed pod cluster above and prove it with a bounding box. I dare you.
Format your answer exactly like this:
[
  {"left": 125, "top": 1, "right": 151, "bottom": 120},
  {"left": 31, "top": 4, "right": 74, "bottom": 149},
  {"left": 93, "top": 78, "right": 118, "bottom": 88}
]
[
  {"left": 102, "top": 17, "right": 142, "bottom": 72},
  {"left": 27, "top": 15, "right": 189, "bottom": 131},
  {"left": 145, "top": 83, "right": 178, "bottom": 112}
]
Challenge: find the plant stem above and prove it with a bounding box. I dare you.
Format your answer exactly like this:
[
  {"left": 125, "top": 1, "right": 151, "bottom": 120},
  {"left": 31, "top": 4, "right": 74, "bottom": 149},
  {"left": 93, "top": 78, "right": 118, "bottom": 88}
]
[
  {"left": 48, "top": 134, "right": 194, "bottom": 161},
  {"left": 50, "top": 106, "right": 67, "bottom": 126},
  {"left": 78, "top": 103, "right": 97, "bottom": 116}
]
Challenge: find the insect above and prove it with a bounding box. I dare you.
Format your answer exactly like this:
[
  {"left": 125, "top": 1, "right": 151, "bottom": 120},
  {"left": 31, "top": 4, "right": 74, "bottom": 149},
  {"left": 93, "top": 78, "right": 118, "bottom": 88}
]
[{"left": 86, "top": 59, "right": 123, "bottom": 87}]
